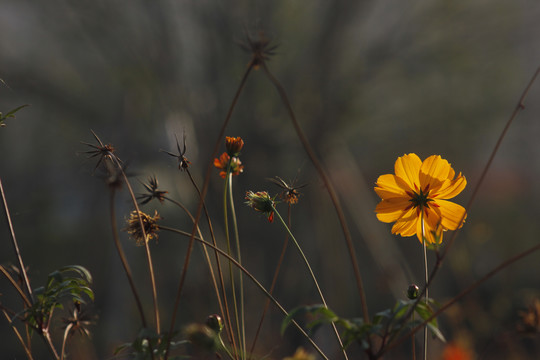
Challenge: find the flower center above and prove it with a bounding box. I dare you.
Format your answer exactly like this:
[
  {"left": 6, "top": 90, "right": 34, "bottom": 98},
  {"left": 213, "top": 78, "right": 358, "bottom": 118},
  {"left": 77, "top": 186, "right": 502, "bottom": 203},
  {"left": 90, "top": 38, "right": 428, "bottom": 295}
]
[{"left": 409, "top": 188, "right": 433, "bottom": 210}]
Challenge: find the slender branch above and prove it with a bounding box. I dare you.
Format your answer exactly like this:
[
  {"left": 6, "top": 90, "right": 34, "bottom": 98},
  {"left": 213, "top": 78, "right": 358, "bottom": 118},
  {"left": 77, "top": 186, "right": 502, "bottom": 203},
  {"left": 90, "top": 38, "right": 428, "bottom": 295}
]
[
  {"left": 261, "top": 62, "right": 369, "bottom": 324},
  {"left": 1, "top": 307, "right": 34, "bottom": 360},
  {"left": 0, "top": 178, "right": 34, "bottom": 303},
  {"left": 114, "top": 159, "right": 161, "bottom": 334},
  {"left": 109, "top": 188, "right": 148, "bottom": 328},
  {"left": 0, "top": 265, "right": 32, "bottom": 308}
]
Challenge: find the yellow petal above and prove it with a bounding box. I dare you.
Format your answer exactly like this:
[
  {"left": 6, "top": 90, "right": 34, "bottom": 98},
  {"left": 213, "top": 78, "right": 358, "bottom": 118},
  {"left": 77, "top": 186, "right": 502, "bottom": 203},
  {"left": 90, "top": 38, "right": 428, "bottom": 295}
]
[
  {"left": 415, "top": 207, "right": 442, "bottom": 244},
  {"left": 375, "top": 198, "right": 411, "bottom": 223},
  {"left": 433, "top": 199, "right": 466, "bottom": 230},
  {"left": 433, "top": 174, "right": 466, "bottom": 199},
  {"left": 394, "top": 154, "right": 422, "bottom": 191},
  {"left": 374, "top": 174, "right": 411, "bottom": 199},
  {"left": 391, "top": 207, "right": 418, "bottom": 236},
  {"left": 419, "top": 155, "right": 453, "bottom": 192}
]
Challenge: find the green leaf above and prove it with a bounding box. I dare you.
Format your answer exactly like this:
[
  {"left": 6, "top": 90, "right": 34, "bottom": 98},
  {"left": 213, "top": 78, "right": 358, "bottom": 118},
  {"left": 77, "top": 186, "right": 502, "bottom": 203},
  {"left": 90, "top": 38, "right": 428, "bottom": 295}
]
[{"left": 281, "top": 304, "right": 337, "bottom": 335}]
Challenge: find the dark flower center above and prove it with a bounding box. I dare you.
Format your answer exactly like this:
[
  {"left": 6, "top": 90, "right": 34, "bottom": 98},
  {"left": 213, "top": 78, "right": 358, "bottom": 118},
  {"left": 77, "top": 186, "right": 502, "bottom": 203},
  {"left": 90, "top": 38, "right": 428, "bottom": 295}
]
[{"left": 408, "top": 188, "right": 433, "bottom": 210}]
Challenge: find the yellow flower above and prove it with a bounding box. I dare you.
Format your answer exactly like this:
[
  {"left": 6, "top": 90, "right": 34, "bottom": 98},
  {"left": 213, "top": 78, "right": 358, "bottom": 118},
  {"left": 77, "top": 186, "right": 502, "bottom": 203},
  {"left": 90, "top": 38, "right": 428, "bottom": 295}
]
[{"left": 374, "top": 153, "right": 467, "bottom": 244}]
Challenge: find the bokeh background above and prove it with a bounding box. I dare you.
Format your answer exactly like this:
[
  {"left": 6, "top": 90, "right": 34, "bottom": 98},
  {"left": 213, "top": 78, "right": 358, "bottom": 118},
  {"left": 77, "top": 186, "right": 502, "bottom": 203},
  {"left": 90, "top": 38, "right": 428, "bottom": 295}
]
[{"left": 1, "top": 0, "right": 540, "bottom": 359}]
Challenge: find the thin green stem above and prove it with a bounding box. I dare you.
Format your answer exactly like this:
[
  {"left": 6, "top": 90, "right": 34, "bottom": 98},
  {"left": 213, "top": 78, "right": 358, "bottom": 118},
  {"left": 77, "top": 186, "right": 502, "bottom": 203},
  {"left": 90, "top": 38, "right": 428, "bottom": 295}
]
[
  {"left": 160, "top": 225, "right": 330, "bottom": 360},
  {"left": 420, "top": 213, "right": 428, "bottom": 360},
  {"left": 185, "top": 169, "right": 236, "bottom": 352},
  {"left": 272, "top": 206, "right": 348, "bottom": 359},
  {"left": 223, "top": 171, "right": 241, "bottom": 359},
  {"left": 227, "top": 173, "right": 246, "bottom": 359}
]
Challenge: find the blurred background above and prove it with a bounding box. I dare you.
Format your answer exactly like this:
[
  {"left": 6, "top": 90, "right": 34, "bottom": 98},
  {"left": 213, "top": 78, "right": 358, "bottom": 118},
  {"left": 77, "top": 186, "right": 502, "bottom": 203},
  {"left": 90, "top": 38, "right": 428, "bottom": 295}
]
[{"left": 1, "top": 0, "right": 540, "bottom": 358}]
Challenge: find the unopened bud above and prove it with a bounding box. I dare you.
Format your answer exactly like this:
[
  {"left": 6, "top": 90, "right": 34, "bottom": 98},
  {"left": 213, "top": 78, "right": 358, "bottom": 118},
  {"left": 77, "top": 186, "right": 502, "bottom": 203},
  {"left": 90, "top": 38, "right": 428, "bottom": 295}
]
[
  {"left": 407, "top": 284, "right": 419, "bottom": 300},
  {"left": 206, "top": 314, "right": 224, "bottom": 334}
]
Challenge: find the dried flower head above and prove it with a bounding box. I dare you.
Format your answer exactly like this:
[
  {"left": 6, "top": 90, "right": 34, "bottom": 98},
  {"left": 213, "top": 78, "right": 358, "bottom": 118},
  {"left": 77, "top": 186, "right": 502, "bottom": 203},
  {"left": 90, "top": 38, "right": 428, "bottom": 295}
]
[
  {"left": 269, "top": 176, "right": 307, "bottom": 205},
  {"left": 137, "top": 175, "right": 168, "bottom": 205},
  {"left": 214, "top": 152, "right": 244, "bottom": 179},
  {"left": 245, "top": 190, "right": 276, "bottom": 222},
  {"left": 81, "top": 130, "right": 120, "bottom": 174},
  {"left": 125, "top": 210, "right": 162, "bottom": 245},
  {"left": 161, "top": 133, "right": 191, "bottom": 171},
  {"left": 239, "top": 31, "right": 278, "bottom": 69},
  {"left": 225, "top": 136, "right": 244, "bottom": 157},
  {"left": 62, "top": 301, "right": 95, "bottom": 338}
]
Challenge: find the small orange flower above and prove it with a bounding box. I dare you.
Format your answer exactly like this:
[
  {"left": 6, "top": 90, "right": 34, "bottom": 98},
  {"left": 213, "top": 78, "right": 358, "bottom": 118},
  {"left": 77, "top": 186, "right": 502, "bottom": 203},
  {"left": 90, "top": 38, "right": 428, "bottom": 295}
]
[
  {"left": 214, "top": 152, "right": 244, "bottom": 179},
  {"left": 225, "top": 136, "right": 244, "bottom": 157}
]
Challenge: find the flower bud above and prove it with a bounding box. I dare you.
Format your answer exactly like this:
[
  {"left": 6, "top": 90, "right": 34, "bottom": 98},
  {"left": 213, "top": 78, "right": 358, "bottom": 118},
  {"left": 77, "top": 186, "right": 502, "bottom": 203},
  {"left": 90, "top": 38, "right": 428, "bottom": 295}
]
[
  {"left": 225, "top": 136, "right": 244, "bottom": 157},
  {"left": 206, "top": 314, "right": 224, "bottom": 334},
  {"left": 407, "top": 284, "right": 419, "bottom": 300}
]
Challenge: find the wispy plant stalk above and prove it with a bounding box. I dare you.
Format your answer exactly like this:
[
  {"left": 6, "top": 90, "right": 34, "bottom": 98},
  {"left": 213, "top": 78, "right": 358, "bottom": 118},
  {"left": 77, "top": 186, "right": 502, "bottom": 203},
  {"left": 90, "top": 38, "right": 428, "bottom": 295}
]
[
  {"left": 161, "top": 225, "right": 330, "bottom": 360},
  {"left": 272, "top": 206, "right": 348, "bottom": 359},
  {"left": 164, "top": 60, "right": 255, "bottom": 360},
  {"left": 261, "top": 63, "right": 369, "bottom": 325}
]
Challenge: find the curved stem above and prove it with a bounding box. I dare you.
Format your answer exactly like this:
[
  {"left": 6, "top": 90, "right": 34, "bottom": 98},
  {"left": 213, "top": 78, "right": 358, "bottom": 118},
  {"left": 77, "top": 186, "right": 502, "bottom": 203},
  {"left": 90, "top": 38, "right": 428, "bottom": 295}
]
[
  {"left": 248, "top": 205, "right": 291, "bottom": 358},
  {"left": 261, "top": 63, "right": 369, "bottom": 325},
  {"left": 160, "top": 225, "right": 330, "bottom": 360},
  {"left": 272, "top": 206, "right": 349, "bottom": 359}
]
